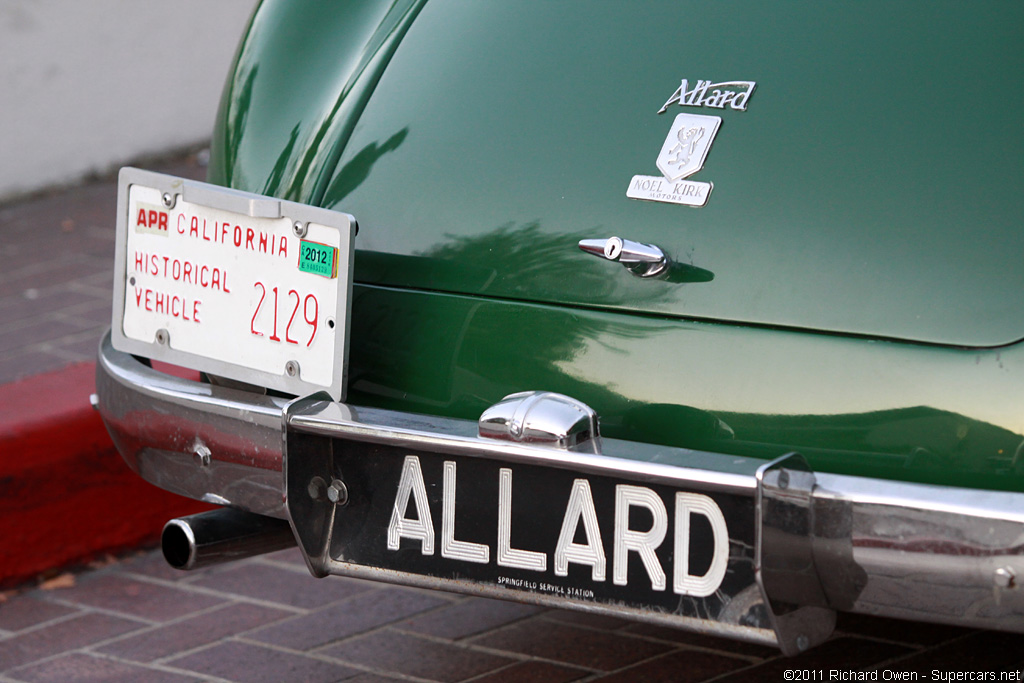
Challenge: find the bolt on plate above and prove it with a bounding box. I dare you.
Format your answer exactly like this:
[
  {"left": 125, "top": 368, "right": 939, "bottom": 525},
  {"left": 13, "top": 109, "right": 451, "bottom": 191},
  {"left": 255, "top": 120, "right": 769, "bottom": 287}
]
[
  {"left": 307, "top": 476, "right": 327, "bottom": 501},
  {"left": 327, "top": 479, "right": 349, "bottom": 505},
  {"left": 995, "top": 566, "right": 1016, "bottom": 588},
  {"left": 193, "top": 443, "right": 212, "bottom": 467}
]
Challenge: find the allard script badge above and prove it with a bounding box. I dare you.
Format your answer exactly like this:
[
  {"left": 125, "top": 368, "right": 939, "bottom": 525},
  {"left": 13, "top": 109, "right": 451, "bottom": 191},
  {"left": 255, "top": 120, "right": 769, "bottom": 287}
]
[{"left": 627, "top": 79, "right": 755, "bottom": 208}]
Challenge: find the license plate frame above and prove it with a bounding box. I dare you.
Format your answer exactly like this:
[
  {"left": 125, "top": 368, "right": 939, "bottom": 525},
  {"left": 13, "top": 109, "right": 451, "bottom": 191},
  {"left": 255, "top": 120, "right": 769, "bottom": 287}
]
[{"left": 111, "top": 168, "right": 355, "bottom": 400}]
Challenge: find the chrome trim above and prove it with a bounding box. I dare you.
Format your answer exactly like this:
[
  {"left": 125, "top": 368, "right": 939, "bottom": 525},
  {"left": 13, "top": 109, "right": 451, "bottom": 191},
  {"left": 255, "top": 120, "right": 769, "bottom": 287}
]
[
  {"left": 162, "top": 508, "right": 296, "bottom": 570},
  {"left": 578, "top": 236, "right": 669, "bottom": 278},
  {"left": 657, "top": 78, "right": 757, "bottom": 114},
  {"left": 756, "top": 455, "right": 835, "bottom": 655},
  {"left": 814, "top": 472, "right": 1024, "bottom": 632},
  {"left": 479, "top": 391, "right": 599, "bottom": 448},
  {"left": 96, "top": 331, "right": 289, "bottom": 518},
  {"left": 288, "top": 399, "right": 760, "bottom": 497},
  {"left": 95, "top": 333, "right": 1024, "bottom": 648}
]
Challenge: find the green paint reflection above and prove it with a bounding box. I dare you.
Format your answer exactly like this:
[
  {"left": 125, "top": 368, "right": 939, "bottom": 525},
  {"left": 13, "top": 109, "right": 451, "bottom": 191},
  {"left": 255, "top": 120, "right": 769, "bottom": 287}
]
[{"left": 349, "top": 283, "right": 1024, "bottom": 492}]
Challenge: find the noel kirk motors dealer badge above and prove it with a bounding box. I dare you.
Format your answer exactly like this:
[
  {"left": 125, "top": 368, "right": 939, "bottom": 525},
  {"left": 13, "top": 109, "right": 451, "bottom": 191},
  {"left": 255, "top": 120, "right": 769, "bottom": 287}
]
[{"left": 627, "top": 78, "right": 755, "bottom": 208}]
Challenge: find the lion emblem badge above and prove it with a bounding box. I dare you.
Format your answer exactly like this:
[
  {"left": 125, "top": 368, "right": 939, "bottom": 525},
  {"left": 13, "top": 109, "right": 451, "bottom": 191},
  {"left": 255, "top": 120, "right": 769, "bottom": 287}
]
[
  {"left": 627, "top": 113, "right": 721, "bottom": 207},
  {"left": 656, "top": 114, "right": 721, "bottom": 182}
]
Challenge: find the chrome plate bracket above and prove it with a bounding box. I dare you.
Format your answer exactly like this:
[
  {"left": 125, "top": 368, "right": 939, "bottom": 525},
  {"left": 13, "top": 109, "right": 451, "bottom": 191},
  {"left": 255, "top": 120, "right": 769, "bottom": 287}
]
[
  {"left": 283, "top": 395, "right": 342, "bottom": 578},
  {"left": 755, "top": 454, "right": 836, "bottom": 655}
]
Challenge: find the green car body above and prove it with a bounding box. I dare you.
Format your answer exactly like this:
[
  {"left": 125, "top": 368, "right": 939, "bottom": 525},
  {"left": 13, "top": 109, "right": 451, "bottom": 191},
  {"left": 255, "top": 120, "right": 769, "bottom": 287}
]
[
  {"left": 95, "top": 0, "right": 1024, "bottom": 652},
  {"left": 207, "top": 0, "right": 1024, "bottom": 493}
]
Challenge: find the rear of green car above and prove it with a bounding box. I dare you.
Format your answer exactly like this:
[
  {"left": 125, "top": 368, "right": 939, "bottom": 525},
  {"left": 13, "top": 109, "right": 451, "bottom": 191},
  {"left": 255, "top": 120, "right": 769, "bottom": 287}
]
[{"left": 97, "top": 0, "right": 1024, "bottom": 653}]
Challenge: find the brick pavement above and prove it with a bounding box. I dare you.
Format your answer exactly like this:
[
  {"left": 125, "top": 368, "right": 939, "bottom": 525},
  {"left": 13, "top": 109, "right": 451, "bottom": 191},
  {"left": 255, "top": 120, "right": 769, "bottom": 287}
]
[
  {"left": 0, "top": 153, "right": 206, "bottom": 384},
  {"left": 0, "top": 546, "right": 1009, "bottom": 683},
  {"left": 2, "top": 154, "right": 1023, "bottom": 680}
]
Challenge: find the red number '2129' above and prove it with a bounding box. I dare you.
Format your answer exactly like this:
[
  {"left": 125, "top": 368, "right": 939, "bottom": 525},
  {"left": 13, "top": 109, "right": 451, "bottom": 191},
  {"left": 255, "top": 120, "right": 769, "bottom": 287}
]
[{"left": 251, "top": 282, "right": 319, "bottom": 346}]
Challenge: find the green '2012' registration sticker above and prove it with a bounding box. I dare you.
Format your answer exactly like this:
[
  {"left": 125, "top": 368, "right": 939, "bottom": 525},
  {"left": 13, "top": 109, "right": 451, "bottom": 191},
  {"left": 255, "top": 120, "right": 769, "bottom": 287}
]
[{"left": 299, "top": 240, "right": 339, "bottom": 278}]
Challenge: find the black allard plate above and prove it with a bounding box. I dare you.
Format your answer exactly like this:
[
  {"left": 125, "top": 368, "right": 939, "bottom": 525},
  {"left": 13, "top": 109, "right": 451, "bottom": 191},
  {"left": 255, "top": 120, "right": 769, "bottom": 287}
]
[{"left": 318, "top": 439, "right": 760, "bottom": 625}]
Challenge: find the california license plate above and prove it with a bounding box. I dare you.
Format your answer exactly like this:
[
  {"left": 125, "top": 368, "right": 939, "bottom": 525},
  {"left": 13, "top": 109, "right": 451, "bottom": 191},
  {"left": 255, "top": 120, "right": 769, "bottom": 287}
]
[{"left": 111, "top": 168, "right": 355, "bottom": 400}]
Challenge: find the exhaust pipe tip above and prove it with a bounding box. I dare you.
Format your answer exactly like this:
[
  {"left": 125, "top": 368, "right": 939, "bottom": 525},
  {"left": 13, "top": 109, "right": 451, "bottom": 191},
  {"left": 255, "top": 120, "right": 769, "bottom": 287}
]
[
  {"left": 162, "top": 518, "right": 199, "bottom": 570},
  {"left": 161, "top": 508, "right": 297, "bottom": 571}
]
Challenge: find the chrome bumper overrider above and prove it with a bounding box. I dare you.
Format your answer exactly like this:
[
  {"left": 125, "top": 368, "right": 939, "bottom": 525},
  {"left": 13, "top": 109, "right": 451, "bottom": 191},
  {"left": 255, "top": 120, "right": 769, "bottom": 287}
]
[{"left": 97, "top": 332, "right": 1024, "bottom": 654}]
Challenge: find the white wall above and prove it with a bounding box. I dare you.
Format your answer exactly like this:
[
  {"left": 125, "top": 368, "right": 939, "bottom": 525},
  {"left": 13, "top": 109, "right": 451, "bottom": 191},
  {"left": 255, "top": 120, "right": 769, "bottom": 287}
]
[{"left": 0, "top": 0, "right": 256, "bottom": 200}]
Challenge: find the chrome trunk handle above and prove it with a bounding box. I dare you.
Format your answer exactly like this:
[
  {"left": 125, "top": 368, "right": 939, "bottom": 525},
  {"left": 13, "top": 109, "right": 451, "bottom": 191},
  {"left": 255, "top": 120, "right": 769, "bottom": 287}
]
[{"left": 578, "top": 236, "right": 669, "bottom": 278}]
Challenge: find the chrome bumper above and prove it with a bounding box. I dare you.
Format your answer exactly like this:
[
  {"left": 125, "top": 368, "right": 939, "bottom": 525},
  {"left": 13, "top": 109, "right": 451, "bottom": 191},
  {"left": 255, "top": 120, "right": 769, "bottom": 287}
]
[
  {"left": 96, "top": 332, "right": 290, "bottom": 519},
  {"left": 97, "top": 331, "right": 1024, "bottom": 652}
]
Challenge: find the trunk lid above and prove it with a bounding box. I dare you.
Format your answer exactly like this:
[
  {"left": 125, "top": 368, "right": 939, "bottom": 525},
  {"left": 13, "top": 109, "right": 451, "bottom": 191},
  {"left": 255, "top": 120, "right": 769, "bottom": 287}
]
[{"left": 322, "top": 0, "right": 1024, "bottom": 347}]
